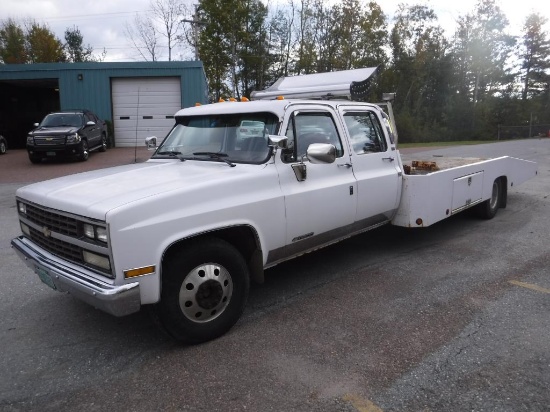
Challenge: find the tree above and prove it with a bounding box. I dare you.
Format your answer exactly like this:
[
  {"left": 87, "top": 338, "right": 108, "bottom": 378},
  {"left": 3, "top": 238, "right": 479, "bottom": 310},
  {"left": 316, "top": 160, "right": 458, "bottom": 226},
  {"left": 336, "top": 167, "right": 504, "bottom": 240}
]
[
  {"left": 151, "top": 0, "right": 185, "bottom": 61},
  {"left": 519, "top": 13, "right": 550, "bottom": 100},
  {"left": 25, "top": 21, "right": 65, "bottom": 63},
  {"left": 328, "top": 0, "right": 387, "bottom": 71},
  {"left": 125, "top": 0, "right": 187, "bottom": 61},
  {"left": 196, "top": 0, "right": 271, "bottom": 100},
  {"left": 0, "top": 18, "right": 27, "bottom": 64},
  {"left": 452, "top": 0, "right": 515, "bottom": 105},
  {"left": 389, "top": 4, "right": 450, "bottom": 141},
  {"left": 65, "top": 26, "right": 97, "bottom": 62},
  {"left": 125, "top": 13, "right": 160, "bottom": 61},
  {"left": 266, "top": 6, "right": 295, "bottom": 79}
]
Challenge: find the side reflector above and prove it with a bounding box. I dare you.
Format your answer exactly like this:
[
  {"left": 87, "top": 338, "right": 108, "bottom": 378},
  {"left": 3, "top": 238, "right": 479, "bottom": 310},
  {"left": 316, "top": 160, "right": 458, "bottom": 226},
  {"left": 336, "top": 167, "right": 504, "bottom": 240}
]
[
  {"left": 276, "top": 96, "right": 285, "bottom": 100},
  {"left": 124, "top": 265, "right": 156, "bottom": 279}
]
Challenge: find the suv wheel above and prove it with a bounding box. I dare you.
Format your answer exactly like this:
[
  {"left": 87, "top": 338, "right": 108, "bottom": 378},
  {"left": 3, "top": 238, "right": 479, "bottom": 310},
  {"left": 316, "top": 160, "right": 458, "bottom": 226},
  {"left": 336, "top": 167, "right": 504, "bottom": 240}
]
[
  {"left": 79, "top": 140, "right": 89, "bottom": 161},
  {"left": 99, "top": 134, "right": 108, "bottom": 152}
]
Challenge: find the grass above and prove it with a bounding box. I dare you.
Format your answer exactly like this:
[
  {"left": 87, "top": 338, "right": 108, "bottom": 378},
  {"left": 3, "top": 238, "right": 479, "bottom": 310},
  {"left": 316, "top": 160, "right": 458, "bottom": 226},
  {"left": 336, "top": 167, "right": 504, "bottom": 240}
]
[{"left": 397, "top": 140, "right": 496, "bottom": 148}]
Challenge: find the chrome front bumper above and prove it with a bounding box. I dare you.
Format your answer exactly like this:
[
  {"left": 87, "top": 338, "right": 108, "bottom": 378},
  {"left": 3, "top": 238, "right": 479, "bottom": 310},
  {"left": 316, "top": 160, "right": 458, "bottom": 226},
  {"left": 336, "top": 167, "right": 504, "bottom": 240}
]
[{"left": 11, "top": 236, "right": 141, "bottom": 317}]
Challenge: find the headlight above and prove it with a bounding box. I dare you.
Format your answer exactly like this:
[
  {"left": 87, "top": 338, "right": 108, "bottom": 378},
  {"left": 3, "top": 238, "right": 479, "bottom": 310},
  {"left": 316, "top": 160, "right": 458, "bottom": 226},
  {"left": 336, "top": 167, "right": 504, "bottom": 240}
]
[
  {"left": 83, "top": 250, "right": 111, "bottom": 271},
  {"left": 83, "top": 223, "right": 95, "bottom": 239},
  {"left": 66, "top": 133, "right": 81, "bottom": 143},
  {"left": 82, "top": 223, "right": 108, "bottom": 243},
  {"left": 18, "top": 202, "right": 27, "bottom": 215},
  {"left": 26, "top": 135, "right": 34, "bottom": 144},
  {"left": 21, "top": 222, "right": 31, "bottom": 236},
  {"left": 96, "top": 227, "right": 108, "bottom": 243}
]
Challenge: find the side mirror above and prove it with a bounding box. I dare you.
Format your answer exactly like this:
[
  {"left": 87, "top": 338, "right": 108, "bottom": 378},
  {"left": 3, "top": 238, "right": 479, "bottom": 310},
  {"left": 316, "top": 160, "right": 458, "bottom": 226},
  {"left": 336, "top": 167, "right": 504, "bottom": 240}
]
[
  {"left": 145, "top": 136, "right": 158, "bottom": 150},
  {"left": 86, "top": 121, "right": 96, "bottom": 126},
  {"left": 33, "top": 123, "right": 39, "bottom": 127},
  {"left": 306, "top": 143, "right": 336, "bottom": 164},
  {"left": 268, "top": 135, "right": 288, "bottom": 149}
]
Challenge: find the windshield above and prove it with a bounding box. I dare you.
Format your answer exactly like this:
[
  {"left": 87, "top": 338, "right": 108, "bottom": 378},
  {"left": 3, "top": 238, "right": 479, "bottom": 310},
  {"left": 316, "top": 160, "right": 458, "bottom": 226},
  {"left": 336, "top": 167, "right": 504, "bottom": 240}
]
[
  {"left": 153, "top": 112, "right": 279, "bottom": 164},
  {"left": 41, "top": 113, "right": 83, "bottom": 128}
]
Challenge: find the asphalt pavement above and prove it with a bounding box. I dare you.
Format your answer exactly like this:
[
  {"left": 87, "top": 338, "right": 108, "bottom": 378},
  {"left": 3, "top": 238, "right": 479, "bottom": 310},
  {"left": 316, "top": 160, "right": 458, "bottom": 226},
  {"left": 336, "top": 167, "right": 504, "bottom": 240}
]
[{"left": 0, "top": 140, "right": 549, "bottom": 411}]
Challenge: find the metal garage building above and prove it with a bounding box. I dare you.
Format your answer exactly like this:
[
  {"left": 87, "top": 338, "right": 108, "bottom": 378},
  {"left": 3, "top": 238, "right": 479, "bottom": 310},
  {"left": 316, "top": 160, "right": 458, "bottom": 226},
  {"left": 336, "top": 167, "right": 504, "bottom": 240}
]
[{"left": 0, "top": 61, "right": 208, "bottom": 148}]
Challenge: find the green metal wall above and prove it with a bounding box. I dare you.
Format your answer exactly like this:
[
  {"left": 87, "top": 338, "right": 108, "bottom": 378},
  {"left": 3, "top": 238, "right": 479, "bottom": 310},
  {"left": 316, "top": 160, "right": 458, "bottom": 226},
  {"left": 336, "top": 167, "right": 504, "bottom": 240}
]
[{"left": 0, "top": 61, "right": 208, "bottom": 123}]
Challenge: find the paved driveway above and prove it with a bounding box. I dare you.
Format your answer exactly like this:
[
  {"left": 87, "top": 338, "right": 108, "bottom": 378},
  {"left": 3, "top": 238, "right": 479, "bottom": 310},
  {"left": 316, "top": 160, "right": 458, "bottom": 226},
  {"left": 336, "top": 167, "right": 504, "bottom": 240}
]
[
  {"left": 1, "top": 139, "right": 549, "bottom": 411},
  {"left": 0, "top": 147, "right": 153, "bottom": 184}
]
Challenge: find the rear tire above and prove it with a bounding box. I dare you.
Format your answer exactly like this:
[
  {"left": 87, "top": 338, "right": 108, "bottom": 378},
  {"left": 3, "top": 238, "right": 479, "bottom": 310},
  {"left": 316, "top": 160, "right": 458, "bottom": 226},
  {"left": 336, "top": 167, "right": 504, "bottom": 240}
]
[
  {"left": 477, "top": 178, "right": 502, "bottom": 219},
  {"left": 155, "top": 238, "right": 250, "bottom": 344},
  {"left": 99, "top": 134, "right": 107, "bottom": 152}
]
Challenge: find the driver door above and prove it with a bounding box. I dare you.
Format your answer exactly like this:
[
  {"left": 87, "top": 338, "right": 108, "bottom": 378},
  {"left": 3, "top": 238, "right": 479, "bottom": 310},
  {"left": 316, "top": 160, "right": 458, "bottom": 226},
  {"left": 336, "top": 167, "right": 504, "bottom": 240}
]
[{"left": 275, "top": 107, "right": 357, "bottom": 253}]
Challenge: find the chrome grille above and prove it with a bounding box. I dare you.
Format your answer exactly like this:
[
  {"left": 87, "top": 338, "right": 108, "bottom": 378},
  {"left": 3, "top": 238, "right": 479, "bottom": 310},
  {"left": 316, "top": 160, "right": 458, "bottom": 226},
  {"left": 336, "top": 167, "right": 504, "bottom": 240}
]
[
  {"left": 20, "top": 202, "right": 112, "bottom": 276},
  {"left": 34, "top": 136, "right": 66, "bottom": 146},
  {"left": 29, "top": 226, "right": 83, "bottom": 263},
  {"left": 24, "top": 203, "right": 79, "bottom": 237}
]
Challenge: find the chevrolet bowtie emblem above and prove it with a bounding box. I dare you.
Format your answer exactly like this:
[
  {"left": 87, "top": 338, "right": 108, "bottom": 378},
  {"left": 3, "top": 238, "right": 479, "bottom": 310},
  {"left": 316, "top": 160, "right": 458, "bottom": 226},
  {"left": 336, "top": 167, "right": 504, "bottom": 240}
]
[{"left": 42, "top": 226, "right": 51, "bottom": 238}]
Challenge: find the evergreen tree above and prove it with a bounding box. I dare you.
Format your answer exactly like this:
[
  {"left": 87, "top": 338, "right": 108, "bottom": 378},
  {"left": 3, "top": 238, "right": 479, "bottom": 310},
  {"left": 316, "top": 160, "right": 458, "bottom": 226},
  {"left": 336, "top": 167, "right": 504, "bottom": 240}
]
[
  {"left": 519, "top": 13, "right": 550, "bottom": 100},
  {"left": 64, "top": 26, "right": 96, "bottom": 62}
]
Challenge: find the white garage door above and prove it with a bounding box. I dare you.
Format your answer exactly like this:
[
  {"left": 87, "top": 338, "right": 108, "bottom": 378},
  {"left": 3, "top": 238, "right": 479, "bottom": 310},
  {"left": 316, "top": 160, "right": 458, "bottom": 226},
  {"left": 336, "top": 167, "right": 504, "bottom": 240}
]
[{"left": 112, "top": 77, "right": 181, "bottom": 147}]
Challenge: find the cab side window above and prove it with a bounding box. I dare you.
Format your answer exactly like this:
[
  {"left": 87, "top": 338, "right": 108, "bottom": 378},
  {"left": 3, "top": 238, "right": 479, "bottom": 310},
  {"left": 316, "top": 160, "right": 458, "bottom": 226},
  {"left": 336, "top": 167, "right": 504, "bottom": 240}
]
[
  {"left": 282, "top": 111, "right": 344, "bottom": 163},
  {"left": 343, "top": 111, "right": 388, "bottom": 154}
]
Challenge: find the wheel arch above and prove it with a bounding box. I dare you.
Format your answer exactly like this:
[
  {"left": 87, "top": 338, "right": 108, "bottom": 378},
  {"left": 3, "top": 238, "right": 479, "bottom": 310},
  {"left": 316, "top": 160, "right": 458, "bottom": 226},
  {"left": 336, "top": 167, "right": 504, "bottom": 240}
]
[{"left": 161, "top": 225, "right": 265, "bottom": 285}]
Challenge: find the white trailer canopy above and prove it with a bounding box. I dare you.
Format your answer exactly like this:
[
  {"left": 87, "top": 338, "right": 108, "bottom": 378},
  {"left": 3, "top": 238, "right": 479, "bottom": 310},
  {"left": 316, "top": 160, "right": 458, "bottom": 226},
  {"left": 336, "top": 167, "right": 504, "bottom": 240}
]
[{"left": 251, "top": 67, "right": 379, "bottom": 101}]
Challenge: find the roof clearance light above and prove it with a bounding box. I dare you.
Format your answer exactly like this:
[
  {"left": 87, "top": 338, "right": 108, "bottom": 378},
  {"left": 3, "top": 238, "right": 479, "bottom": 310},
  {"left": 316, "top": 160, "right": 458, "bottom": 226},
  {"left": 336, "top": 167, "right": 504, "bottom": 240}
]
[
  {"left": 276, "top": 96, "right": 285, "bottom": 100},
  {"left": 229, "top": 97, "right": 237, "bottom": 102},
  {"left": 241, "top": 97, "right": 250, "bottom": 102},
  {"left": 195, "top": 102, "right": 202, "bottom": 106},
  {"left": 218, "top": 98, "right": 225, "bottom": 103}
]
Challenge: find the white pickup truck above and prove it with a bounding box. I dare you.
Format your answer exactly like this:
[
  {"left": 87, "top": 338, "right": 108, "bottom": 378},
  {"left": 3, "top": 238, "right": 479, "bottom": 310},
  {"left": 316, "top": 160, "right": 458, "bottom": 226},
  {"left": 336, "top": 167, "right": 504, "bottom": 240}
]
[{"left": 11, "top": 68, "right": 537, "bottom": 343}]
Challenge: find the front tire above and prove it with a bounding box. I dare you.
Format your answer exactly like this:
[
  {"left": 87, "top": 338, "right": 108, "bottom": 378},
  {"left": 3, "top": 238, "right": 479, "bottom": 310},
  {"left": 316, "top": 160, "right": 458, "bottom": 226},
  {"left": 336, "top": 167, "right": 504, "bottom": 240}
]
[
  {"left": 79, "top": 140, "right": 89, "bottom": 161},
  {"left": 156, "top": 238, "right": 250, "bottom": 344},
  {"left": 477, "top": 178, "right": 502, "bottom": 219},
  {"left": 0, "top": 138, "right": 6, "bottom": 154}
]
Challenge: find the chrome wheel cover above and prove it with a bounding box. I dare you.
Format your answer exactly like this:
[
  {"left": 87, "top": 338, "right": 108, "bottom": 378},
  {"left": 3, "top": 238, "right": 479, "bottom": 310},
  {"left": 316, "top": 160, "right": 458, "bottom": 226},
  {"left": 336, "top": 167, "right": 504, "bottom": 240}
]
[{"left": 178, "top": 263, "right": 233, "bottom": 323}]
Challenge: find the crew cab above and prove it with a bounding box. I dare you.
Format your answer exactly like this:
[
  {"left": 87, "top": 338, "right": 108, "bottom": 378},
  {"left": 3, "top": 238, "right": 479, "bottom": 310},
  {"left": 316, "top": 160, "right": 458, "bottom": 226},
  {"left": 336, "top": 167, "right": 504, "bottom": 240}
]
[
  {"left": 11, "top": 68, "right": 537, "bottom": 343},
  {"left": 26, "top": 109, "right": 108, "bottom": 163}
]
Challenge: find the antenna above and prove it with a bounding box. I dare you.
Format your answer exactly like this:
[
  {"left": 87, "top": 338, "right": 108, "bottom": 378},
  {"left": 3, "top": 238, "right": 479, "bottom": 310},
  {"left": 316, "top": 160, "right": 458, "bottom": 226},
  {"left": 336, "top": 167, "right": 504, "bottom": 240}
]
[{"left": 134, "top": 87, "right": 140, "bottom": 163}]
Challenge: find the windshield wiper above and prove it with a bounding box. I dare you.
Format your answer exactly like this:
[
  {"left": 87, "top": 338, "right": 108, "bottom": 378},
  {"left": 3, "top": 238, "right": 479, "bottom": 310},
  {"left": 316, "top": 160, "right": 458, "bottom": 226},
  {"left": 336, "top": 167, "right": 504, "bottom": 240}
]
[
  {"left": 193, "top": 152, "right": 236, "bottom": 167},
  {"left": 156, "top": 150, "right": 186, "bottom": 161}
]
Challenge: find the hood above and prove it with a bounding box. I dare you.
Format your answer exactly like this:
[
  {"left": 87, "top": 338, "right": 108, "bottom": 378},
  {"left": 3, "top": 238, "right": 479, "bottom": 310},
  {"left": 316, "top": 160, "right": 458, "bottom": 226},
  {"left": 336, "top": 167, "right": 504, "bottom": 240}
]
[
  {"left": 30, "top": 126, "right": 80, "bottom": 135},
  {"left": 16, "top": 160, "right": 259, "bottom": 221}
]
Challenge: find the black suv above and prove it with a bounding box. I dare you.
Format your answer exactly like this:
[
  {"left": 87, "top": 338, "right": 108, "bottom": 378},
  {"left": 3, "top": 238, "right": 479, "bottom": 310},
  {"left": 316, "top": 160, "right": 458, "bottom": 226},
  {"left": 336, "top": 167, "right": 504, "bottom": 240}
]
[{"left": 27, "top": 109, "right": 108, "bottom": 163}]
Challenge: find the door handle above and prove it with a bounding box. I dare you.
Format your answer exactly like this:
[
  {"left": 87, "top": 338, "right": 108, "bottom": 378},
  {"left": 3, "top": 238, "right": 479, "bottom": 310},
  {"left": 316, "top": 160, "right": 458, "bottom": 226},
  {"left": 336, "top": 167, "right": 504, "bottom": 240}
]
[
  {"left": 382, "top": 157, "right": 395, "bottom": 162},
  {"left": 338, "top": 163, "right": 352, "bottom": 168}
]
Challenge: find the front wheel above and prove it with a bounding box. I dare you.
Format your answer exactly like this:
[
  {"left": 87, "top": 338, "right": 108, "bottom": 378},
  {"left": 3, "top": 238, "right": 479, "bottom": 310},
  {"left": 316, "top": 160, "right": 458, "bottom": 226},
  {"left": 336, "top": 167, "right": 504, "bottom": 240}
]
[
  {"left": 79, "top": 140, "right": 89, "bottom": 161},
  {"left": 155, "top": 238, "right": 250, "bottom": 344},
  {"left": 477, "top": 178, "right": 502, "bottom": 219}
]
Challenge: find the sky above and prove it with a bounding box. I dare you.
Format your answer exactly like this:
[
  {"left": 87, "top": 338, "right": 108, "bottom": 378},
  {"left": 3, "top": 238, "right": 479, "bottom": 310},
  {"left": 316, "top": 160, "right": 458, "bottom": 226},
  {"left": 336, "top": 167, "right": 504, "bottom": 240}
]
[{"left": 1, "top": 0, "right": 549, "bottom": 63}]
